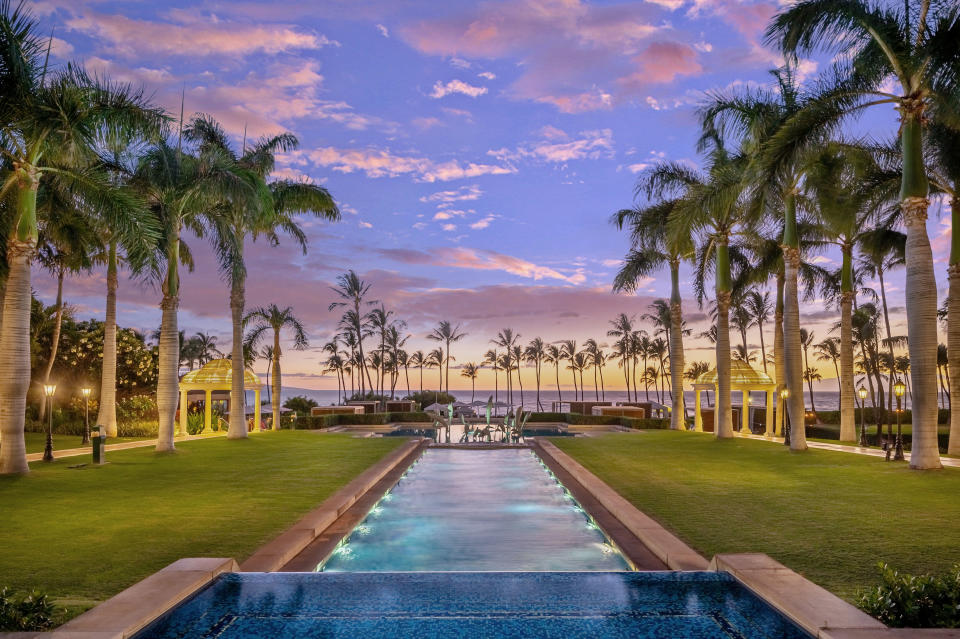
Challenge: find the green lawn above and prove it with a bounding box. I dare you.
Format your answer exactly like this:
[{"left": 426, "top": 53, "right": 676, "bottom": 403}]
[
  {"left": 553, "top": 430, "right": 960, "bottom": 601},
  {"left": 21, "top": 432, "right": 152, "bottom": 454},
  {"left": 0, "top": 431, "right": 403, "bottom": 612}
]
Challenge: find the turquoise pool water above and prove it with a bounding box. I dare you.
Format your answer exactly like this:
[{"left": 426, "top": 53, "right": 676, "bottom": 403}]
[
  {"left": 134, "top": 572, "right": 813, "bottom": 638},
  {"left": 320, "top": 448, "right": 629, "bottom": 572}
]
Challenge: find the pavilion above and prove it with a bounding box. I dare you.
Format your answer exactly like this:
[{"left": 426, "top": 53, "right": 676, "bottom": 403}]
[
  {"left": 178, "top": 359, "right": 262, "bottom": 435},
  {"left": 692, "top": 360, "right": 776, "bottom": 436}
]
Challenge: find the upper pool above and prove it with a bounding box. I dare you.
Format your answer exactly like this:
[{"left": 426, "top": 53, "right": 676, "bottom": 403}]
[{"left": 320, "top": 448, "right": 629, "bottom": 572}]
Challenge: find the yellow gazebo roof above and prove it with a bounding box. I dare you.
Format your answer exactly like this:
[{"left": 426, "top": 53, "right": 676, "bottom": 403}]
[
  {"left": 180, "top": 358, "right": 261, "bottom": 389},
  {"left": 694, "top": 360, "right": 775, "bottom": 388}
]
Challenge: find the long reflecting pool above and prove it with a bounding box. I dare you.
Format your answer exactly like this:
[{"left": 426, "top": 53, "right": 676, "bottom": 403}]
[{"left": 320, "top": 448, "right": 629, "bottom": 572}]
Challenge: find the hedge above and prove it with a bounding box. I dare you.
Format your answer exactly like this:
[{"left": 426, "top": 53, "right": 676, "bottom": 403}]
[
  {"left": 809, "top": 408, "right": 949, "bottom": 425},
  {"left": 292, "top": 411, "right": 432, "bottom": 430}
]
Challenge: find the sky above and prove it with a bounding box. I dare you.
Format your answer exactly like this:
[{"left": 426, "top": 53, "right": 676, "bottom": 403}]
[{"left": 29, "top": 0, "right": 953, "bottom": 392}]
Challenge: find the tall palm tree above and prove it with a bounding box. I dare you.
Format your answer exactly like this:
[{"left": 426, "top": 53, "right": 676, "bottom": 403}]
[
  {"left": 606, "top": 313, "right": 636, "bottom": 400},
  {"left": 525, "top": 337, "right": 547, "bottom": 410},
  {"left": 634, "top": 332, "right": 652, "bottom": 401},
  {"left": 686, "top": 361, "right": 712, "bottom": 407},
  {"left": 614, "top": 195, "right": 694, "bottom": 429},
  {"left": 244, "top": 304, "right": 308, "bottom": 430},
  {"left": 816, "top": 337, "right": 843, "bottom": 396},
  {"left": 583, "top": 339, "right": 606, "bottom": 402},
  {"left": 799, "top": 328, "right": 816, "bottom": 413},
  {"left": 0, "top": 7, "right": 165, "bottom": 473},
  {"left": 492, "top": 329, "right": 519, "bottom": 403},
  {"left": 426, "top": 348, "right": 444, "bottom": 393},
  {"left": 744, "top": 290, "right": 773, "bottom": 373},
  {"left": 427, "top": 320, "right": 467, "bottom": 395},
  {"left": 322, "top": 339, "right": 343, "bottom": 404},
  {"left": 483, "top": 348, "right": 499, "bottom": 404},
  {"left": 409, "top": 350, "right": 426, "bottom": 397},
  {"left": 369, "top": 304, "right": 397, "bottom": 396},
  {"left": 511, "top": 344, "right": 526, "bottom": 407},
  {"left": 191, "top": 332, "right": 222, "bottom": 365},
  {"left": 560, "top": 340, "right": 578, "bottom": 401},
  {"left": 329, "top": 271, "right": 376, "bottom": 395},
  {"left": 544, "top": 344, "right": 563, "bottom": 406},
  {"left": 185, "top": 114, "right": 339, "bottom": 439},
  {"left": 460, "top": 362, "right": 479, "bottom": 402},
  {"left": 766, "top": 0, "right": 960, "bottom": 469}
]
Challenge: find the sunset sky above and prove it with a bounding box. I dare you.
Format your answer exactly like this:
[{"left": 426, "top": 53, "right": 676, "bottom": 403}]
[{"left": 30, "top": 0, "right": 951, "bottom": 392}]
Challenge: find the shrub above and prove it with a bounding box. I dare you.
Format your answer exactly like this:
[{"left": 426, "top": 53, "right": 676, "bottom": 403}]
[
  {"left": 404, "top": 391, "right": 454, "bottom": 408},
  {"left": 284, "top": 395, "right": 318, "bottom": 417},
  {"left": 622, "top": 417, "right": 671, "bottom": 429},
  {"left": 527, "top": 412, "right": 566, "bottom": 422},
  {"left": 0, "top": 588, "right": 56, "bottom": 632},
  {"left": 186, "top": 412, "right": 204, "bottom": 435},
  {"left": 858, "top": 563, "right": 960, "bottom": 628}
]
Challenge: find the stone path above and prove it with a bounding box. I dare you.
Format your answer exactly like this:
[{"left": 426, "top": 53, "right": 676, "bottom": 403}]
[
  {"left": 24, "top": 431, "right": 236, "bottom": 463},
  {"left": 740, "top": 432, "right": 960, "bottom": 468}
]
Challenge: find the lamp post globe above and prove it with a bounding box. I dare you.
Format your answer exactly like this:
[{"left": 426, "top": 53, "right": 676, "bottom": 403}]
[{"left": 42, "top": 384, "right": 57, "bottom": 462}]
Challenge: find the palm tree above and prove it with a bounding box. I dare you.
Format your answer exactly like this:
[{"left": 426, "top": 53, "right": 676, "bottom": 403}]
[
  {"left": 329, "top": 270, "right": 376, "bottom": 395},
  {"left": 525, "top": 337, "right": 547, "bottom": 410},
  {"left": 427, "top": 320, "right": 467, "bottom": 396},
  {"left": 460, "top": 362, "right": 479, "bottom": 402},
  {"left": 686, "top": 361, "right": 712, "bottom": 406},
  {"left": 816, "top": 337, "right": 843, "bottom": 396},
  {"left": 0, "top": 6, "right": 165, "bottom": 473},
  {"left": 766, "top": 0, "right": 959, "bottom": 469},
  {"left": 606, "top": 313, "right": 636, "bottom": 400},
  {"left": 322, "top": 339, "right": 343, "bottom": 404},
  {"left": 936, "top": 345, "right": 948, "bottom": 409},
  {"left": 560, "top": 340, "right": 578, "bottom": 401},
  {"left": 544, "top": 344, "right": 563, "bottom": 406},
  {"left": 426, "top": 348, "right": 444, "bottom": 393},
  {"left": 583, "top": 339, "right": 607, "bottom": 402},
  {"left": 614, "top": 194, "right": 694, "bottom": 429},
  {"left": 191, "top": 332, "right": 222, "bottom": 365},
  {"left": 799, "top": 328, "right": 817, "bottom": 414},
  {"left": 260, "top": 346, "right": 274, "bottom": 404},
  {"left": 492, "top": 329, "right": 519, "bottom": 403},
  {"left": 483, "top": 348, "right": 499, "bottom": 404},
  {"left": 185, "top": 114, "right": 339, "bottom": 439},
  {"left": 244, "top": 304, "right": 308, "bottom": 430},
  {"left": 744, "top": 290, "right": 773, "bottom": 373},
  {"left": 634, "top": 332, "right": 652, "bottom": 401},
  {"left": 409, "top": 350, "right": 426, "bottom": 397},
  {"left": 369, "top": 304, "right": 397, "bottom": 395}
]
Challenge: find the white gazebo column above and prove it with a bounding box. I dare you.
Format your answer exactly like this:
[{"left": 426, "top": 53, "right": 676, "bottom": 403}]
[
  {"left": 203, "top": 389, "right": 212, "bottom": 434},
  {"left": 694, "top": 389, "right": 703, "bottom": 432},
  {"left": 179, "top": 389, "right": 189, "bottom": 436},
  {"left": 253, "top": 389, "right": 261, "bottom": 431},
  {"left": 741, "top": 389, "right": 751, "bottom": 434},
  {"left": 765, "top": 390, "right": 774, "bottom": 436}
]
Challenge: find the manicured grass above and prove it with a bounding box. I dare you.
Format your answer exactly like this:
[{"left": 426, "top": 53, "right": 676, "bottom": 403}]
[
  {"left": 553, "top": 430, "right": 960, "bottom": 601},
  {"left": 0, "top": 431, "right": 403, "bottom": 611},
  {"left": 21, "top": 432, "right": 151, "bottom": 454}
]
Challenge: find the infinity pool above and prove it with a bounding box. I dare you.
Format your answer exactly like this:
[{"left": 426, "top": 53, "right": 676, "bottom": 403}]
[
  {"left": 134, "top": 572, "right": 812, "bottom": 638},
  {"left": 320, "top": 448, "right": 628, "bottom": 571}
]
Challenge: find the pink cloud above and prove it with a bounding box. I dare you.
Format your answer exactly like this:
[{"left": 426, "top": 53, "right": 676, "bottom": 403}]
[
  {"left": 378, "top": 247, "right": 584, "bottom": 284},
  {"left": 303, "top": 146, "right": 515, "bottom": 182},
  {"left": 619, "top": 41, "right": 702, "bottom": 89}
]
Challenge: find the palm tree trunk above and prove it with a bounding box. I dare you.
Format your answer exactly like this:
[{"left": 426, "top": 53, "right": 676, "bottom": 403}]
[
  {"left": 715, "top": 239, "right": 734, "bottom": 439},
  {"left": 227, "top": 273, "right": 247, "bottom": 439},
  {"left": 900, "top": 113, "right": 941, "bottom": 468},
  {"left": 774, "top": 272, "right": 785, "bottom": 435},
  {"left": 445, "top": 339, "right": 451, "bottom": 395},
  {"left": 156, "top": 297, "right": 179, "bottom": 451},
  {"left": 0, "top": 237, "right": 36, "bottom": 474},
  {"left": 758, "top": 318, "right": 767, "bottom": 373},
  {"left": 839, "top": 285, "right": 856, "bottom": 441},
  {"left": 669, "top": 261, "right": 686, "bottom": 430},
  {"left": 599, "top": 364, "right": 606, "bottom": 402},
  {"left": 950, "top": 234, "right": 960, "bottom": 454},
  {"left": 97, "top": 241, "right": 119, "bottom": 437},
  {"left": 38, "top": 267, "right": 65, "bottom": 421},
  {"left": 802, "top": 345, "right": 817, "bottom": 414},
  {"left": 782, "top": 193, "right": 807, "bottom": 450},
  {"left": 555, "top": 363, "right": 561, "bottom": 404},
  {"left": 878, "top": 266, "right": 897, "bottom": 439},
  {"left": 517, "top": 364, "right": 524, "bottom": 407},
  {"left": 272, "top": 331, "right": 281, "bottom": 431}
]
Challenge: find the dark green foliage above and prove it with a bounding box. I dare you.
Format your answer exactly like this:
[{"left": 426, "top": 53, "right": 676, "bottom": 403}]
[
  {"left": 283, "top": 395, "right": 318, "bottom": 417},
  {"left": 858, "top": 563, "right": 960, "bottom": 628},
  {"left": 404, "top": 391, "right": 455, "bottom": 407},
  {"left": 0, "top": 588, "right": 56, "bottom": 631},
  {"left": 621, "top": 418, "right": 671, "bottom": 429},
  {"left": 293, "top": 412, "right": 432, "bottom": 430}
]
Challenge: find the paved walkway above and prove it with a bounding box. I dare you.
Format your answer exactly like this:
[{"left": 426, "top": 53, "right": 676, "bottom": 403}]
[
  {"left": 739, "top": 432, "right": 960, "bottom": 468},
  {"left": 24, "top": 432, "right": 237, "bottom": 463}
]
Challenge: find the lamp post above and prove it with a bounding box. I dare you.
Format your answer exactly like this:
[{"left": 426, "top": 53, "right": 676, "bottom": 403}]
[
  {"left": 857, "top": 386, "right": 868, "bottom": 447},
  {"left": 42, "top": 384, "right": 57, "bottom": 462},
  {"left": 81, "top": 387, "right": 92, "bottom": 445},
  {"left": 780, "top": 388, "right": 791, "bottom": 446},
  {"left": 893, "top": 379, "right": 906, "bottom": 461}
]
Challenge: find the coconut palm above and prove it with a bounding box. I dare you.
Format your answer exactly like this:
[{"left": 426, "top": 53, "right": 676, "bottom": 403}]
[
  {"left": 185, "top": 114, "right": 339, "bottom": 439},
  {"left": 482, "top": 348, "right": 500, "bottom": 404},
  {"left": 426, "top": 348, "right": 444, "bottom": 393},
  {"left": 244, "top": 304, "right": 308, "bottom": 430},
  {"left": 369, "top": 305, "right": 398, "bottom": 395},
  {"left": 492, "top": 329, "right": 519, "bottom": 403},
  {"left": 613, "top": 195, "right": 694, "bottom": 429},
  {"left": 686, "top": 361, "right": 712, "bottom": 407},
  {"left": 544, "top": 344, "right": 563, "bottom": 405},
  {"left": 409, "top": 350, "right": 426, "bottom": 397},
  {"left": 816, "top": 337, "right": 843, "bottom": 396},
  {"left": 582, "top": 339, "right": 607, "bottom": 402},
  {"left": 524, "top": 337, "right": 547, "bottom": 410},
  {"left": 329, "top": 270, "right": 376, "bottom": 395},
  {"left": 0, "top": 6, "right": 165, "bottom": 473},
  {"left": 800, "top": 328, "right": 816, "bottom": 413},
  {"left": 560, "top": 340, "right": 578, "bottom": 401},
  {"left": 744, "top": 290, "right": 773, "bottom": 374},
  {"left": 765, "top": 0, "right": 960, "bottom": 469},
  {"left": 511, "top": 344, "right": 525, "bottom": 407},
  {"left": 606, "top": 313, "right": 636, "bottom": 400},
  {"left": 649, "top": 145, "right": 751, "bottom": 439},
  {"left": 461, "top": 362, "right": 479, "bottom": 402},
  {"left": 634, "top": 332, "right": 652, "bottom": 401},
  {"left": 427, "top": 320, "right": 467, "bottom": 396}
]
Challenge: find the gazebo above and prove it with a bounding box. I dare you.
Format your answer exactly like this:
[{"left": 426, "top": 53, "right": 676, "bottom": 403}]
[
  {"left": 692, "top": 360, "right": 776, "bottom": 435},
  {"left": 179, "top": 359, "right": 262, "bottom": 435}
]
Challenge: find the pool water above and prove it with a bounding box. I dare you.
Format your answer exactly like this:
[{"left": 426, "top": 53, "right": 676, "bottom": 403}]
[
  {"left": 134, "top": 572, "right": 813, "bottom": 638},
  {"left": 320, "top": 448, "right": 629, "bottom": 572}
]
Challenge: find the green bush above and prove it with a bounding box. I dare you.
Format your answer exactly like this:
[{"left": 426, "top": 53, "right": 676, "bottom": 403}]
[
  {"left": 622, "top": 417, "right": 671, "bottom": 429},
  {"left": 858, "top": 563, "right": 960, "bottom": 628},
  {"left": 186, "top": 412, "right": 204, "bottom": 435},
  {"left": 527, "top": 412, "right": 566, "bottom": 422},
  {"left": 0, "top": 588, "right": 56, "bottom": 632},
  {"left": 404, "top": 391, "right": 454, "bottom": 407}
]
